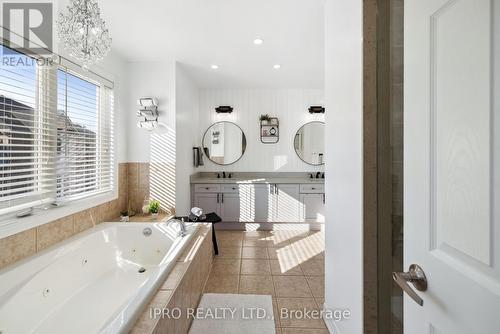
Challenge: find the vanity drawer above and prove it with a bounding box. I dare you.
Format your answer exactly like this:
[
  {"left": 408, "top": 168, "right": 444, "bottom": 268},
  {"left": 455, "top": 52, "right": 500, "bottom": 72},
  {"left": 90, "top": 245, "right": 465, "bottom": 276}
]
[
  {"left": 194, "top": 184, "right": 221, "bottom": 193},
  {"left": 300, "top": 184, "right": 324, "bottom": 193},
  {"left": 221, "top": 184, "right": 240, "bottom": 193}
]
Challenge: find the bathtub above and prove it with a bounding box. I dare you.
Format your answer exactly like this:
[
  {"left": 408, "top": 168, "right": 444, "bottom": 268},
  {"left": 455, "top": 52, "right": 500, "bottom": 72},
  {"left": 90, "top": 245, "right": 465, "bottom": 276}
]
[{"left": 0, "top": 221, "right": 199, "bottom": 334}]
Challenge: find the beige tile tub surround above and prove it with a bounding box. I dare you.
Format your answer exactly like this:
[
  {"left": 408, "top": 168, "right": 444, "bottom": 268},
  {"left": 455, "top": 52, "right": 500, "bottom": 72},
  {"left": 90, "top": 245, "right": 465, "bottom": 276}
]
[
  {"left": 36, "top": 215, "right": 75, "bottom": 251},
  {"left": 127, "top": 162, "right": 175, "bottom": 215},
  {"left": 0, "top": 163, "right": 129, "bottom": 270},
  {"left": 130, "top": 224, "right": 213, "bottom": 334},
  {"left": 0, "top": 228, "right": 36, "bottom": 268}
]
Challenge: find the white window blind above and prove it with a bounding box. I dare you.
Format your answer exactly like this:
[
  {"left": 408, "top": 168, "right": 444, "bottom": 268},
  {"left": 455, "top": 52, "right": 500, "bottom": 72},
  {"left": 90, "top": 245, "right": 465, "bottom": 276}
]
[
  {"left": 56, "top": 70, "right": 113, "bottom": 200},
  {"left": 98, "top": 86, "right": 114, "bottom": 194},
  {"left": 0, "top": 46, "right": 57, "bottom": 213},
  {"left": 0, "top": 45, "right": 114, "bottom": 216}
]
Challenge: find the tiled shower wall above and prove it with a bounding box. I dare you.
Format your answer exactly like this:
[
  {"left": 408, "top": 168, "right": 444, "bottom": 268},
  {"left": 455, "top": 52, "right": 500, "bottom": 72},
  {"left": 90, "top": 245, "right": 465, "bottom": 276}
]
[
  {"left": 363, "top": 0, "right": 404, "bottom": 332},
  {"left": 390, "top": 0, "right": 404, "bottom": 333},
  {"left": 390, "top": 0, "right": 404, "bottom": 259},
  {"left": 363, "top": 0, "right": 378, "bottom": 332},
  {"left": 128, "top": 162, "right": 150, "bottom": 214},
  {"left": 127, "top": 162, "right": 176, "bottom": 215}
]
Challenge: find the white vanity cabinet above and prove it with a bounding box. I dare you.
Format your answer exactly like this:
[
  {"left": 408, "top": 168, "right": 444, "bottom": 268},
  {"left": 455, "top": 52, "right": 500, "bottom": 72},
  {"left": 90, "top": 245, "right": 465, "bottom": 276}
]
[
  {"left": 219, "top": 192, "right": 241, "bottom": 222},
  {"left": 193, "top": 184, "right": 221, "bottom": 216},
  {"left": 299, "top": 184, "right": 325, "bottom": 223},
  {"left": 248, "top": 184, "right": 274, "bottom": 222},
  {"left": 274, "top": 184, "right": 301, "bottom": 222},
  {"left": 300, "top": 194, "right": 325, "bottom": 222},
  {"left": 192, "top": 181, "right": 324, "bottom": 224},
  {"left": 193, "top": 192, "right": 220, "bottom": 215}
]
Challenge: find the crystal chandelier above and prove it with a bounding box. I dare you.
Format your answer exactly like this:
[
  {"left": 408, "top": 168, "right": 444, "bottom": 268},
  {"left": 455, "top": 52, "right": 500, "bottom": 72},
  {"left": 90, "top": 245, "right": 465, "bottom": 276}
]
[{"left": 57, "top": 0, "right": 112, "bottom": 67}]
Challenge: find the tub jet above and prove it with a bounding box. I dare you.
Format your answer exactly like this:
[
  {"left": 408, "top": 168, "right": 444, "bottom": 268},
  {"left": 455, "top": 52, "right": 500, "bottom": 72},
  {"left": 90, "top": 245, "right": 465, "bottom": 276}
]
[{"left": 138, "top": 267, "right": 146, "bottom": 273}]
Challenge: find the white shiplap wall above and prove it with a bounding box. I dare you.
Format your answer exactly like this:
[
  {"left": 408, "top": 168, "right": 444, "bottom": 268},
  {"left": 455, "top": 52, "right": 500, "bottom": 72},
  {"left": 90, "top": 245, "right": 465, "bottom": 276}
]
[{"left": 197, "top": 89, "right": 325, "bottom": 172}]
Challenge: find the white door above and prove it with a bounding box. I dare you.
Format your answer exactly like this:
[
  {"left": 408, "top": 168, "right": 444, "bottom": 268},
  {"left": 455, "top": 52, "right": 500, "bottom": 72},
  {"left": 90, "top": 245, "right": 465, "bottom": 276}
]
[
  {"left": 220, "top": 193, "right": 241, "bottom": 222},
  {"left": 404, "top": 0, "right": 500, "bottom": 332},
  {"left": 193, "top": 193, "right": 220, "bottom": 216},
  {"left": 300, "top": 194, "right": 325, "bottom": 223}
]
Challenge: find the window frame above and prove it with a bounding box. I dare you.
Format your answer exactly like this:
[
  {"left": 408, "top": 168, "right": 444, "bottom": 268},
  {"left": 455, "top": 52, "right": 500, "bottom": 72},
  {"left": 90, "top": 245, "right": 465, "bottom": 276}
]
[{"left": 55, "top": 67, "right": 114, "bottom": 203}]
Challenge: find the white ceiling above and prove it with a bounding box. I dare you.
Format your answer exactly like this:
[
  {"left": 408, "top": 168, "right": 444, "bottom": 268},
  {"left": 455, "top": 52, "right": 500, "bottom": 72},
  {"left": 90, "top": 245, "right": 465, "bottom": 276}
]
[{"left": 67, "top": 0, "right": 325, "bottom": 88}]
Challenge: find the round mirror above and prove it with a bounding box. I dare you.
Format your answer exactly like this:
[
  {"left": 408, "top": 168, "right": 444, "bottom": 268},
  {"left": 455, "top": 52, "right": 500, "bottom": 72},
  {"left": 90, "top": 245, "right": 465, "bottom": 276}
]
[
  {"left": 294, "top": 121, "right": 325, "bottom": 165},
  {"left": 202, "top": 121, "right": 247, "bottom": 165}
]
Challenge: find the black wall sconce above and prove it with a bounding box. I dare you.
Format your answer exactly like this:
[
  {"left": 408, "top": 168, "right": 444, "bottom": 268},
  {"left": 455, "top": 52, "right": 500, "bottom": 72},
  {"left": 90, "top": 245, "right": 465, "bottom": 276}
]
[
  {"left": 308, "top": 106, "right": 325, "bottom": 114},
  {"left": 215, "top": 106, "right": 233, "bottom": 114}
]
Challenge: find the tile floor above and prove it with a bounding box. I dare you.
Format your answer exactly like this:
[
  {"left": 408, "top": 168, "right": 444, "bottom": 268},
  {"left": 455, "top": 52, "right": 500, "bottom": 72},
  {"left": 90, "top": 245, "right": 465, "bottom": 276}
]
[{"left": 203, "top": 229, "right": 327, "bottom": 334}]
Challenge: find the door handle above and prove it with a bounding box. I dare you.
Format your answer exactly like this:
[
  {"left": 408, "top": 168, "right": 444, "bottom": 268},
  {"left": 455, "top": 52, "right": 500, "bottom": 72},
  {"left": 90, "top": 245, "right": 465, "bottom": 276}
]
[
  {"left": 393, "top": 264, "right": 427, "bottom": 306},
  {"left": 221, "top": 193, "right": 224, "bottom": 203},
  {"left": 217, "top": 193, "right": 219, "bottom": 203}
]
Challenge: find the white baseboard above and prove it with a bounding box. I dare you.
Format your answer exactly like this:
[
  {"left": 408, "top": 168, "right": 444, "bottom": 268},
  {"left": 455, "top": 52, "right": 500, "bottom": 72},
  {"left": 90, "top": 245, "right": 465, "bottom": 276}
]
[{"left": 322, "top": 302, "right": 341, "bottom": 334}]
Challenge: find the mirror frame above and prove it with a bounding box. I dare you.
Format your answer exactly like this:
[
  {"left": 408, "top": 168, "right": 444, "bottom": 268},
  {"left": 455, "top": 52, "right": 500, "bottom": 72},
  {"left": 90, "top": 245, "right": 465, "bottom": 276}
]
[
  {"left": 293, "top": 121, "right": 325, "bottom": 166},
  {"left": 202, "top": 121, "right": 247, "bottom": 166}
]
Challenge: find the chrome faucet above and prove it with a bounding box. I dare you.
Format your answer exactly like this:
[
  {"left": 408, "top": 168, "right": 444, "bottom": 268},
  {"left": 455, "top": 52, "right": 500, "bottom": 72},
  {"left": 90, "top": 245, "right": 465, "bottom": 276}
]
[{"left": 167, "top": 218, "right": 187, "bottom": 237}]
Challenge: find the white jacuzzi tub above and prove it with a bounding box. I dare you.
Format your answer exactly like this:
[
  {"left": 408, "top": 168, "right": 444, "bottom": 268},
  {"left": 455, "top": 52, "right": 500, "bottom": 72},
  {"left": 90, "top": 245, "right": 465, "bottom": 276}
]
[{"left": 0, "top": 221, "right": 199, "bottom": 334}]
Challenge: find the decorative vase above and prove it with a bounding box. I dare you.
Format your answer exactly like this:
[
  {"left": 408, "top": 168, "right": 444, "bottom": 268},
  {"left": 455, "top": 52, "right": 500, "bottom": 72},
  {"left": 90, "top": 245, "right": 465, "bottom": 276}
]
[{"left": 151, "top": 212, "right": 158, "bottom": 220}]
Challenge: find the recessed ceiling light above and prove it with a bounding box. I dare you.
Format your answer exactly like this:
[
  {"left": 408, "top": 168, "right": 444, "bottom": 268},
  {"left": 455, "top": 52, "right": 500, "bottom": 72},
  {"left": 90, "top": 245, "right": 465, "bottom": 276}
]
[
  {"left": 211, "top": 65, "right": 219, "bottom": 69},
  {"left": 253, "top": 38, "right": 264, "bottom": 45},
  {"left": 273, "top": 64, "right": 281, "bottom": 69}
]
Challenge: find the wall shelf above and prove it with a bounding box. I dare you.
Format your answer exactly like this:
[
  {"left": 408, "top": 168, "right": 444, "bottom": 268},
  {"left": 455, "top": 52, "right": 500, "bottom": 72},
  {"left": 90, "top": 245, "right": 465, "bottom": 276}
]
[{"left": 260, "top": 117, "right": 279, "bottom": 144}]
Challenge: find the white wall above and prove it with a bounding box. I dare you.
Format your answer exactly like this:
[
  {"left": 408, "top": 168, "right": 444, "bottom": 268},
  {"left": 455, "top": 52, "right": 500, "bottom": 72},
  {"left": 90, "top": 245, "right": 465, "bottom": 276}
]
[
  {"left": 324, "top": 0, "right": 363, "bottom": 333},
  {"left": 197, "top": 89, "right": 325, "bottom": 172},
  {"left": 86, "top": 51, "right": 129, "bottom": 164},
  {"left": 175, "top": 64, "right": 200, "bottom": 215},
  {"left": 124, "top": 60, "right": 178, "bottom": 210},
  {"left": 126, "top": 61, "right": 176, "bottom": 162}
]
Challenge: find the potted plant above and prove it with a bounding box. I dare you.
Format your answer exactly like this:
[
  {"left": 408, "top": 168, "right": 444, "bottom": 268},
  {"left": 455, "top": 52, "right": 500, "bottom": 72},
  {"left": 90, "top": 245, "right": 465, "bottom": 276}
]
[
  {"left": 148, "top": 200, "right": 160, "bottom": 219},
  {"left": 120, "top": 210, "right": 130, "bottom": 222},
  {"left": 260, "top": 114, "right": 271, "bottom": 125}
]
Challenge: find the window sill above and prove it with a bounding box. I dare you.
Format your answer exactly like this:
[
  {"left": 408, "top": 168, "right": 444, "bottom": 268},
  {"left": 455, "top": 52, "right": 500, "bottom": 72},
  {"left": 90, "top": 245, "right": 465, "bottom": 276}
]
[{"left": 0, "top": 190, "right": 117, "bottom": 239}]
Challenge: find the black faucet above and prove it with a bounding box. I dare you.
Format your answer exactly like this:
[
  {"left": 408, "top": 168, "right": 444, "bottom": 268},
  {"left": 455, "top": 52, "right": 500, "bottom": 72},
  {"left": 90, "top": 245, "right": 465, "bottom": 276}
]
[
  {"left": 316, "top": 172, "right": 321, "bottom": 179},
  {"left": 321, "top": 172, "right": 325, "bottom": 179},
  {"left": 228, "top": 173, "right": 232, "bottom": 178},
  {"left": 309, "top": 173, "right": 314, "bottom": 179},
  {"left": 222, "top": 171, "right": 226, "bottom": 178}
]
